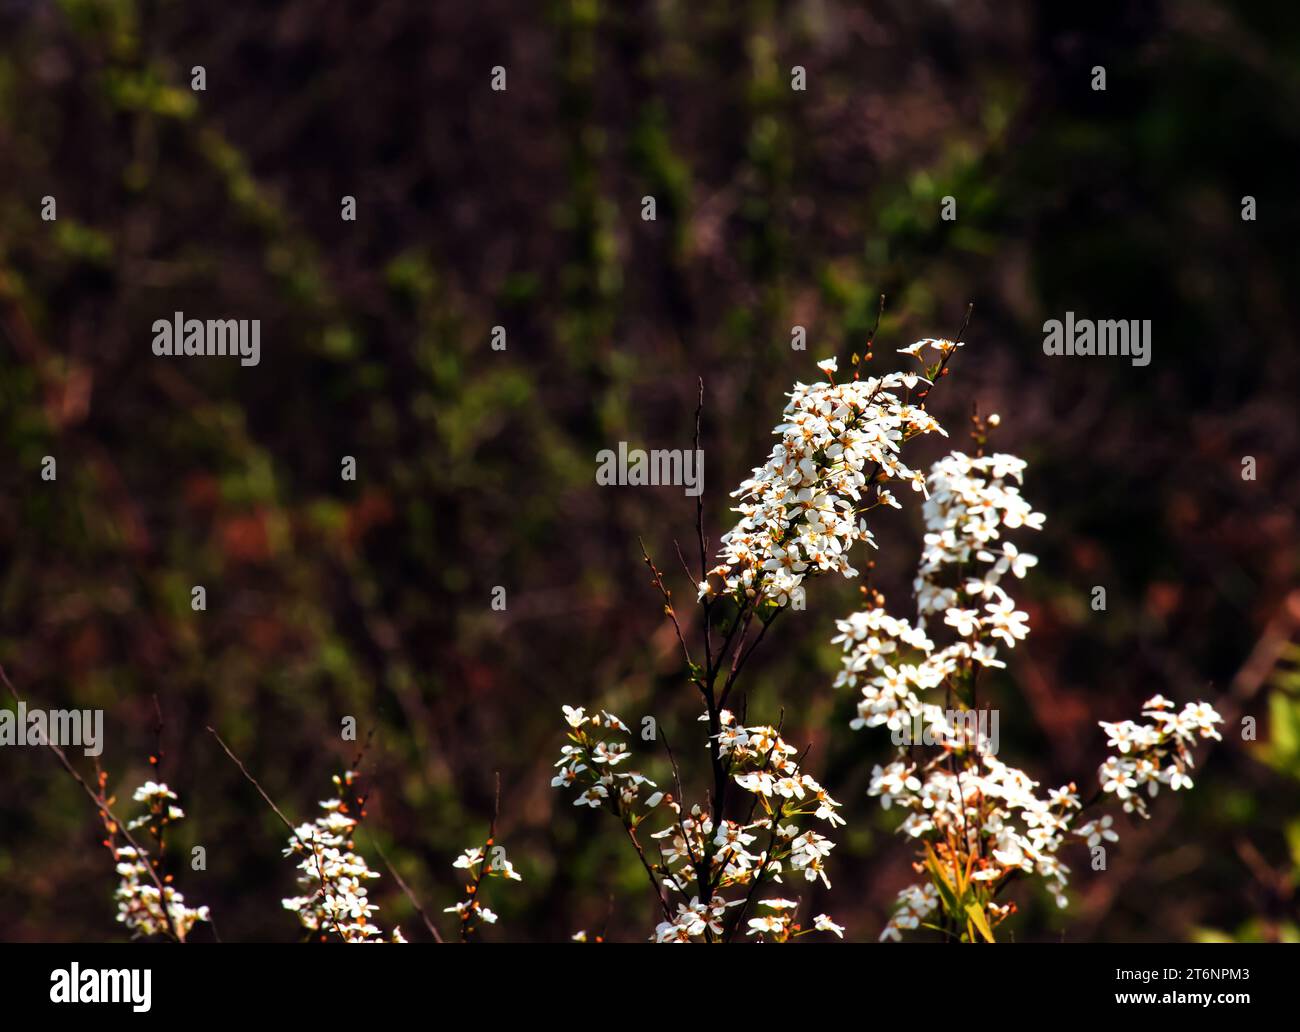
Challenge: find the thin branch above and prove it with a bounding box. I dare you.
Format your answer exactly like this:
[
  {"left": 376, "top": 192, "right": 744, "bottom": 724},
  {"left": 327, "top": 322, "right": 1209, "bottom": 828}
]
[
  {"left": 460, "top": 772, "right": 502, "bottom": 942},
  {"left": 206, "top": 725, "right": 345, "bottom": 941},
  {"left": 719, "top": 609, "right": 780, "bottom": 710},
  {"left": 694, "top": 378, "right": 714, "bottom": 676},
  {"left": 621, "top": 822, "right": 674, "bottom": 923},
  {"left": 206, "top": 727, "right": 299, "bottom": 835},
  {"left": 362, "top": 829, "right": 444, "bottom": 943},
  {"left": 658, "top": 724, "right": 707, "bottom": 908},
  {"left": 640, "top": 537, "right": 698, "bottom": 687},
  {"left": 150, "top": 692, "right": 165, "bottom": 776},
  {"left": 673, "top": 539, "right": 696, "bottom": 590},
  {"left": 851, "top": 293, "right": 887, "bottom": 381},
  {"left": 917, "top": 302, "right": 973, "bottom": 410}
]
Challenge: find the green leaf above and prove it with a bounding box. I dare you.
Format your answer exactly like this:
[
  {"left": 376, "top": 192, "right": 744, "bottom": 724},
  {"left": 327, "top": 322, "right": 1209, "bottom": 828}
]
[
  {"left": 925, "top": 856, "right": 960, "bottom": 915},
  {"left": 965, "top": 902, "right": 995, "bottom": 943}
]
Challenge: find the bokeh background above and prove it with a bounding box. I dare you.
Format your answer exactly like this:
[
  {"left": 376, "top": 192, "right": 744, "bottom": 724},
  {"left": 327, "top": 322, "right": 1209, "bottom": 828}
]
[{"left": 2, "top": 0, "right": 1299, "bottom": 943}]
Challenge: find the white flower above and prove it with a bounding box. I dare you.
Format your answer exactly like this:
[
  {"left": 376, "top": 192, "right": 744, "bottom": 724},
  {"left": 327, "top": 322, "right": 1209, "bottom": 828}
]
[
  {"left": 987, "top": 541, "right": 1037, "bottom": 579},
  {"left": 747, "top": 916, "right": 786, "bottom": 935},
  {"left": 1078, "top": 815, "right": 1119, "bottom": 848},
  {"left": 983, "top": 596, "right": 1029, "bottom": 647},
  {"left": 551, "top": 763, "right": 585, "bottom": 789},
  {"left": 562, "top": 705, "right": 587, "bottom": 728},
  {"left": 943, "top": 607, "right": 980, "bottom": 637},
  {"left": 453, "top": 847, "right": 485, "bottom": 869},
  {"left": 971, "top": 642, "right": 1006, "bottom": 668},
  {"left": 132, "top": 781, "right": 178, "bottom": 804}
]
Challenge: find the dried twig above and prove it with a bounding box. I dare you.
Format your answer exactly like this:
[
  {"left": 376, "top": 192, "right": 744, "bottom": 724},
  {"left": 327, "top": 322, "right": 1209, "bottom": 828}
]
[
  {"left": 362, "top": 830, "right": 444, "bottom": 943},
  {"left": 206, "top": 725, "right": 345, "bottom": 941}
]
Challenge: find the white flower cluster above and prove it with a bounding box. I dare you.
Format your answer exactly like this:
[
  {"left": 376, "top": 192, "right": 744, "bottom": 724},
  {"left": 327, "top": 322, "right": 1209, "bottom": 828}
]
[
  {"left": 1098, "top": 695, "right": 1223, "bottom": 814},
  {"left": 747, "top": 899, "right": 845, "bottom": 940},
  {"left": 831, "top": 449, "right": 1046, "bottom": 737},
  {"left": 868, "top": 756, "right": 1085, "bottom": 942},
  {"left": 281, "top": 772, "right": 406, "bottom": 943},
  {"left": 877, "top": 883, "right": 940, "bottom": 942},
  {"left": 113, "top": 781, "right": 210, "bottom": 940},
  {"left": 128, "top": 780, "right": 188, "bottom": 828},
  {"left": 553, "top": 706, "right": 660, "bottom": 812},
  {"left": 835, "top": 448, "right": 1222, "bottom": 941},
  {"left": 654, "top": 895, "right": 735, "bottom": 942},
  {"left": 833, "top": 606, "right": 946, "bottom": 734},
  {"left": 444, "top": 842, "right": 522, "bottom": 934},
  {"left": 664, "top": 710, "right": 843, "bottom": 895},
  {"left": 915, "top": 450, "right": 1044, "bottom": 643},
  {"left": 700, "top": 352, "right": 950, "bottom": 608},
  {"left": 552, "top": 705, "right": 845, "bottom": 942}
]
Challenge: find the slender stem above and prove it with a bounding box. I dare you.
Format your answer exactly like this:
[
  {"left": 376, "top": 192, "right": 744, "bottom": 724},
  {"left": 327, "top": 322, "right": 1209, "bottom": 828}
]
[
  {"left": 460, "top": 772, "right": 501, "bottom": 942},
  {"left": 621, "top": 822, "right": 674, "bottom": 923},
  {"left": 207, "top": 726, "right": 346, "bottom": 942},
  {"left": 362, "top": 830, "right": 444, "bottom": 942}
]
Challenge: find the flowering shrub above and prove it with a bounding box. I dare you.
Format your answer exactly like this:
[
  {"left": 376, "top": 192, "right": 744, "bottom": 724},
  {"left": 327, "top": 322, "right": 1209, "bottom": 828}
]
[
  {"left": 552, "top": 705, "right": 843, "bottom": 941},
  {"left": 281, "top": 770, "right": 524, "bottom": 943},
  {"left": 111, "top": 781, "right": 210, "bottom": 942},
  {"left": 556, "top": 338, "right": 1223, "bottom": 942},
  {"left": 282, "top": 771, "right": 407, "bottom": 943},
  {"left": 7, "top": 335, "right": 1227, "bottom": 945},
  {"left": 11, "top": 707, "right": 527, "bottom": 944},
  {"left": 836, "top": 442, "right": 1221, "bottom": 941},
  {"left": 444, "top": 842, "right": 523, "bottom": 940}
]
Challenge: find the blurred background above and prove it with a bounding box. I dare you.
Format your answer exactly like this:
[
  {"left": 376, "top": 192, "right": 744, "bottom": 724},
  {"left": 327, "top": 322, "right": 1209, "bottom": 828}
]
[{"left": 2, "top": 0, "right": 1299, "bottom": 943}]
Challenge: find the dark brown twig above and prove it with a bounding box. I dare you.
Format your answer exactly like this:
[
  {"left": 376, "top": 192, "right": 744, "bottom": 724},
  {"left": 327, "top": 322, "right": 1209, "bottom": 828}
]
[
  {"left": 362, "top": 830, "right": 444, "bottom": 943},
  {"left": 459, "top": 772, "right": 502, "bottom": 942},
  {"left": 206, "top": 726, "right": 346, "bottom": 941}
]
